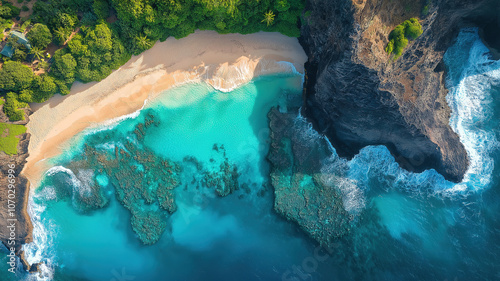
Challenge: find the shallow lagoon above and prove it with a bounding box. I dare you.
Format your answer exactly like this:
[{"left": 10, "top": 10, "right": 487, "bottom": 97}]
[{"left": 25, "top": 74, "right": 322, "bottom": 281}]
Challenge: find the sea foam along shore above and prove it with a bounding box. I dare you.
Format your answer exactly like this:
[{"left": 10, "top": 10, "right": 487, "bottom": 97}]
[{"left": 23, "top": 30, "right": 307, "bottom": 187}]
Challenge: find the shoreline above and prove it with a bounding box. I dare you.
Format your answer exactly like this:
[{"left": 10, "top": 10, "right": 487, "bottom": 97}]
[{"left": 23, "top": 30, "right": 307, "bottom": 188}]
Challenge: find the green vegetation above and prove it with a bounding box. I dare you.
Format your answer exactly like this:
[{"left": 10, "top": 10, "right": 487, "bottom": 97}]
[
  {"left": 27, "top": 23, "right": 53, "bottom": 49},
  {"left": 422, "top": 0, "right": 431, "bottom": 16},
  {"left": 29, "top": 46, "right": 43, "bottom": 61},
  {"left": 385, "top": 18, "right": 423, "bottom": 59},
  {"left": 0, "top": 18, "right": 13, "bottom": 33},
  {"left": 262, "top": 10, "right": 276, "bottom": 26},
  {"left": 111, "top": 0, "right": 305, "bottom": 54},
  {"left": 0, "top": 122, "right": 27, "bottom": 155},
  {"left": 0, "top": 61, "right": 57, "bottom": 118},
  {"left": 0, "top": 61, "right": 34, "bottom": 92},
  {"left": 19, "top": 19, "right": 30, "bottom": 32},
  {"left": 3, "top": 92, "right": 26, "bottom": 121},
  {"left": 0, "top": 2, "right": 20, "bottom": 19},
  {"left": 0, "top": 0, "right": 305, "bottom": 121},
  {"left": 64, "top": 23, "right": 130, "bottom": 83},
  {"left": 0, "top": 6, "right": 11, "bottom": 18}
]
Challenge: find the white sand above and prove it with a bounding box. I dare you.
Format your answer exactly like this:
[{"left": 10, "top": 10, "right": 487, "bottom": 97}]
[{"left": 24, "top": 30, "right": 307, "bottom": 187}]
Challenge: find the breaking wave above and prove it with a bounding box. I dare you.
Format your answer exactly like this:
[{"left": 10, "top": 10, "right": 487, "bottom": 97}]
[
  {"left": 444, "top": 28, "right": 500, "bottom": 191},
  {"left": 302, "top": 28, "right": 500, "bottom": 216},
  {"left": 22, "top": 196, "right": 56, "bottom": 281},
  {"left": 23, "top": 165, "right": 94, "bottom": 281}
]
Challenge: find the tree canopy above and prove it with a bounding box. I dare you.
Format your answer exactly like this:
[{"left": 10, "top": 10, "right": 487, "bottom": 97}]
[
  {"left": 3, "top": 92, "right": 25, "bottom": 122},
  {"left": 69, "top": 23, "right": 131, "bottom": 82},
  {"left": 1, "top": 0, "right": 306, "bottom": 121},
  {"left": 111, "top": 0, "right": 305, "bottom": 54},
  {"left": 385, "top": 18, "right": 423, "bottom": 59},
  {"left": 0, "top": 3, "right": 19, "bottom": 19},
  {"left": 0, "top": 61, "right": 35, "bottom": 92},
  {"left": 27, "top": 23, "right": 53, "bottom": 49}
]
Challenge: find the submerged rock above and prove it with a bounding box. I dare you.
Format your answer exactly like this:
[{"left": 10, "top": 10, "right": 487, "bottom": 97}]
[
  {"left": 65, "top": 109, "right": 181, "bottom": 245},
  {"left": 204, "top": 144, "right": 239, "bottom": 197},
  {"left": 267, "top": 106, "right": 351, "bottom": 248},
  {"left": 272, "top": 173, "right": 351, "bottom": 246},
  {"left": 131, "top": 211, "right": 168, "bottom": 245}
]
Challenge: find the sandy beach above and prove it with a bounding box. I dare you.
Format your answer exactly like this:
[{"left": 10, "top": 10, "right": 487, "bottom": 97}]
[{"left": 23, "top": 30, "right": 307, "bottom": 187}]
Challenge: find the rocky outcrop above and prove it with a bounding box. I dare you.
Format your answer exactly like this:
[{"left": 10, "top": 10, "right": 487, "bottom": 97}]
[
  {"left": 300, "top": 0, "right": 500, "bottom": 182},
  {"left": 0, "top": 107, "right": 33, "bottom": 271},
  {"left": 267, "top": 105, "right": 352, "bottom": 248},
  {"left": 0, "top": 138, "right": 32, "bottom": 250}
]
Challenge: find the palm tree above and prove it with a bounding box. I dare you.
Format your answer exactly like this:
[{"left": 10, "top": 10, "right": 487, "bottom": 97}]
[
  {"left": 30, "top": 47, "right": 44, "bottom": 62},
  {"left": 54, "top": 27, "right": 68, "bottom": 45},
  {"left": 262, "top": 10, "right": 275, "bottom": 26},
  {"left": 136, "top": 35, "right": 153, "bottom": 50}
]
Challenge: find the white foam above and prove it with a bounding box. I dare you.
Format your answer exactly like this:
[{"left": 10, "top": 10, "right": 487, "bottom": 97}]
[
  {"left": 85, "top": 99, "right": 148, "bottom": 134},
  {"left": 94, "top": 142, "right": 117, "bottom": 151},
  {"left": 22, "top": 194, "right": 56, "bottom": 281},
  {"left": 43, "top": 166, "right": 96, "bottom": 210},
  {"left": 299, "top": 29, "right": 500, "bottom": 211},
  {"left": 293, "top": 111, "right": 324, "bottom": 143},
  {"left": 45, "top": 166, "right": 82, "bottom": 196},
  {"left": 313, "top": 28, "right": 500, "bottom": 205},
  {"left": 75, "top": 169, "right": 94, "bottom": 198},
  {"left": 23, "top": 165, "right": 96, "bottom": 280},
  {"left": 293, "top": 112, "right": 367, "bottom": 216},
  {"left": 444, "top": 28, "right": 500, "bottom": 192},
  {"left": 44, "top": 166, "right": 73, "bottom": 178},
  {"left": 209, "top": 60, "right": 303, "bottom": 93},
  {"left": 37, "top": 186, "right": 57, "bottom": 201}
]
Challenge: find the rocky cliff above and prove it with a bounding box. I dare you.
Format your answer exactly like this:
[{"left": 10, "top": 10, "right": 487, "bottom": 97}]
[
  {"left": 0, "top": 106, "right": 33, "bottom": 271},
  {"left": 300, "top": 0, "right": 500, "bottom": 182}
]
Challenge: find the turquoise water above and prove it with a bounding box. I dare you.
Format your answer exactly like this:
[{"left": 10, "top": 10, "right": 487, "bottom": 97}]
[
  {"left": 19, "top": 74, "right": 316, "bottom": 281},
  {"left": 1, "top": 29, "right": 500, "bottom": 281}
]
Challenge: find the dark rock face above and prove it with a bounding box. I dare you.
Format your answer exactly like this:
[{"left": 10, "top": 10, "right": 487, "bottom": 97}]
[
  {"left": 472, "top": 0, "right": 500, "bottom": 59},
  {"left": 300, "top": 0, "right": 499, "bottom": 182}
]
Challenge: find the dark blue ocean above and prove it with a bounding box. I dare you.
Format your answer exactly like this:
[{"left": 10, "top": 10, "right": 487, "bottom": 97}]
[{"left": 1, "top": 28, "right": 499, "bottom": 281}]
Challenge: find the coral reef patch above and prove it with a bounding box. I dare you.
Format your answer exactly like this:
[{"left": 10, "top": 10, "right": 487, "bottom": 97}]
[{"left": 267, "top": 105, "right": 352, "bottom": 248}]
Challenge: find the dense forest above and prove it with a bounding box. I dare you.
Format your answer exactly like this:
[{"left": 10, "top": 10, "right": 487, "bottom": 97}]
[{"left": 0, "top": 0, "right": 305, "bottom": 121}]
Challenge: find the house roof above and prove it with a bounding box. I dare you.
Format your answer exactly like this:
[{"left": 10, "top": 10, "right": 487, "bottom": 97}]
[
  {"left": 0, "top": 45, "right": 14, "bottom": 57},
  {"left": 0, "top": 31, "right": 31, "bottom": 58},
  {"left": 10, "top": 31, "right": 31, "bottom": 49}
]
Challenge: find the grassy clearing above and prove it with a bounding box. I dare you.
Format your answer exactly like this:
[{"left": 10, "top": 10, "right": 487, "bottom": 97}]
[{"left": 0, "top": 122, "right": 27, "bottom": 155}]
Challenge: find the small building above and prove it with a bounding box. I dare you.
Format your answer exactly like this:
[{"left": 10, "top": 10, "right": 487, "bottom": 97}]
[{"left": 0, "top": 31, "right": 31, "bottom": 58}]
